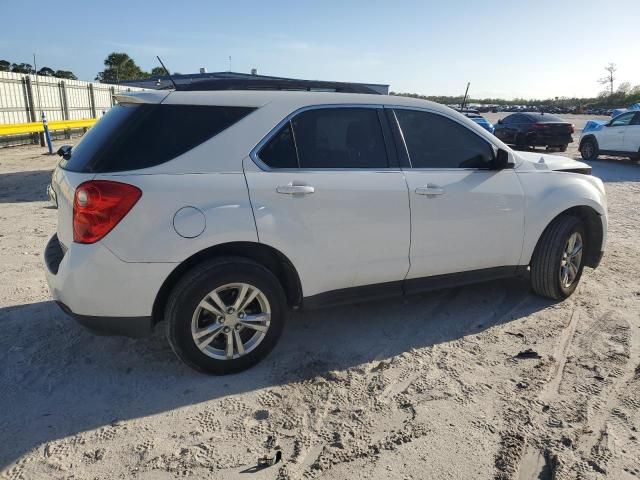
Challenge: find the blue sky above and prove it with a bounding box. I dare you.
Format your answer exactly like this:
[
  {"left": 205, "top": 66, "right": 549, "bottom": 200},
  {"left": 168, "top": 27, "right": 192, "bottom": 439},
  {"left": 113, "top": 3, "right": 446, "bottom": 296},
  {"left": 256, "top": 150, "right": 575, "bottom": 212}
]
[{"left": 2, "top": 0, "right": 638, "bottom": 99}]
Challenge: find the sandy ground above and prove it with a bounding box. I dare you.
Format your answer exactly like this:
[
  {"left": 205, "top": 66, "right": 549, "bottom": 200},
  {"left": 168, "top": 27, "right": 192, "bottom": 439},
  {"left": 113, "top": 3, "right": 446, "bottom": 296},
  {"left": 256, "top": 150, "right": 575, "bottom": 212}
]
[{"left": 0, "top": 127, "right": 639, "bottom": 480}]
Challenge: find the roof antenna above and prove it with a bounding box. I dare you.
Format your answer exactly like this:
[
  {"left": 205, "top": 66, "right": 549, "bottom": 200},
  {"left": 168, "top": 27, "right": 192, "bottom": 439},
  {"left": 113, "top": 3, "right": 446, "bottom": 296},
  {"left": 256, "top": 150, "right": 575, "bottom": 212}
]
[{"left": 156, "top": 56, "right": 178, "bottom": 90}]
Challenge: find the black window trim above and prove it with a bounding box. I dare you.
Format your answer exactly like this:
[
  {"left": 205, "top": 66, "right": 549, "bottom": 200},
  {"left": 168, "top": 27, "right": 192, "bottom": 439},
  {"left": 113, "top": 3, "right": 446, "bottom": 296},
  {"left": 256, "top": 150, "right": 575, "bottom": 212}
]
[
  {"left": 385, "top": 105, "right": 500, "bottom": 171},
  {"left": 250, "top": 104, "right": 399, "bottom": 172}
]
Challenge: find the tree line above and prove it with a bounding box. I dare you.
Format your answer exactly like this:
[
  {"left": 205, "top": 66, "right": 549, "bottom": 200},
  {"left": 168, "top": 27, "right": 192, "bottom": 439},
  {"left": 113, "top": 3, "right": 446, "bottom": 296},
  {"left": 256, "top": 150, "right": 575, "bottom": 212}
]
[
  {"left": 0, "top": 59, "right": 77, "bottom": 80},
  {"left": 391, "top": 63, "right": 640, "bottom": 109}
]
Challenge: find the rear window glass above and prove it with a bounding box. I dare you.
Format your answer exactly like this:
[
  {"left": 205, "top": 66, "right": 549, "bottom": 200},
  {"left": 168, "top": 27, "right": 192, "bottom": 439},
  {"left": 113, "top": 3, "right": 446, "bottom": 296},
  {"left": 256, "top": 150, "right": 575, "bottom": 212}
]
[
  {"left": 525, "top": 113, "right": 563, "bottom": 122},
  {"left": 59, "top": 104, "right": 255, "bottom": 173}
]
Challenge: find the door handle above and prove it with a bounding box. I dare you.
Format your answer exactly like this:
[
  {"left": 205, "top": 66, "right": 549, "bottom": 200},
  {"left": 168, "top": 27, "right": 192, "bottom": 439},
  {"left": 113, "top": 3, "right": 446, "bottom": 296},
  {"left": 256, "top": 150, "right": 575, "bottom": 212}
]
[
  {"left": 415, "top": 184, "right": 445, "bottom": 196},
  {"left": 276, "top": 183, "right": 315, "bottom": 195}
]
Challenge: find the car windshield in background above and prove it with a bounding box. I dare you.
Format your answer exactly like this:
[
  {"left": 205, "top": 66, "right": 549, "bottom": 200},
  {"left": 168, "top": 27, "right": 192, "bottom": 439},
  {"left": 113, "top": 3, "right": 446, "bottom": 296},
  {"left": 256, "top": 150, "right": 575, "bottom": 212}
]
[
  {"left": 526, "top": 113, "right": 563, "bottom": 122},
  {"left": 59, "top": 104, "right": 256, "bottom": 173}
]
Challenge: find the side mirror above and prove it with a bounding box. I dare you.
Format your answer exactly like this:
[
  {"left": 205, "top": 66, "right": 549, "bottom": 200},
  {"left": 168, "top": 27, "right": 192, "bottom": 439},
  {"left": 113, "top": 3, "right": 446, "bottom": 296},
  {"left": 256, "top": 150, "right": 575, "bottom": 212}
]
[
  {"left": 493, "top": 148, "right": 512, "bottom": 170},
  {"left": 57, "top": 145, "right": 72, "bottom": 160},
  {"left": 497, "top": 119, "right": 503, "bottom": 124}
]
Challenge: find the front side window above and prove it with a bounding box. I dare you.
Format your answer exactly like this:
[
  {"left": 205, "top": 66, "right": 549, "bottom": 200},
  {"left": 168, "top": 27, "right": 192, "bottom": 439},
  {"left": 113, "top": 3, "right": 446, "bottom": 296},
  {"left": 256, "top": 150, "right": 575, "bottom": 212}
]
[
  {"left": 394, "top": 109, "right": 494, "bottom": 169},
  {"left": 610, "top": 112, "right": 634, "bottom": 127}
]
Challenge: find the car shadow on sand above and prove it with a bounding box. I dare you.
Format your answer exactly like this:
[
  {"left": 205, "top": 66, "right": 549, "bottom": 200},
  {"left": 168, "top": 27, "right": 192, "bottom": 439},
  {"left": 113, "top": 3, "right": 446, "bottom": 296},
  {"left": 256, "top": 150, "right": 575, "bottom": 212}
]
[
  {"left": 0, "top": 276, "right": 555, "bottom": 468},
  {"left": 586, "top": 158, "right": 640, "bottom": 183},
  {"left": 0, "top": 170, "right": 53, "bottom": 203}
]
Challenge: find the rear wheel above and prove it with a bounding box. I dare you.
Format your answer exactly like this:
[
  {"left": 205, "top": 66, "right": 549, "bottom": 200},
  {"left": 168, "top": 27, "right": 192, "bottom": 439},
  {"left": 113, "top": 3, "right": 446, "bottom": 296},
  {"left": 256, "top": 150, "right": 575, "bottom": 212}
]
[
  {"left": 580, "top": 138, "right": 599, "bottom": 160},
  {"left": 165, "top": 257, "right": 287, "bottom": 374},
  {"left": 531, "top": 216, "right": 586, "bottom": 300}
]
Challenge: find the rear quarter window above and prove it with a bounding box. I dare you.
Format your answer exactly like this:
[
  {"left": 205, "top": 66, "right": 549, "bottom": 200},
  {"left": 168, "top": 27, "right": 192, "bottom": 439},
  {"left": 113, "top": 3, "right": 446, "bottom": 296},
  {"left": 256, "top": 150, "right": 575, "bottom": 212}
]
[{"left": 60, "top": 104, "right": 255, "bottom": 173}]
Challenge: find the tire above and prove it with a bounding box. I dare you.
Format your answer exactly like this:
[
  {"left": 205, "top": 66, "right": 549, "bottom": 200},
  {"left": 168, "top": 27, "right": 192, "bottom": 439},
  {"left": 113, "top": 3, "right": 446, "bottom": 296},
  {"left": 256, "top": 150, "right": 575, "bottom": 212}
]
[
  {"left": 530, "top": 215, "right": 586, "bottom": 300},
  {"left": 165, "top": 257, "right": 287, "bottom": 374},
  {"left": 558, "top": 144, "right": 568, "bottom": 152},
  {"left": 580, "top": 137, "right": 599, "bottom": 160},
  {"left": 515, "top": 133, "right": 527, "bottom": 150}
]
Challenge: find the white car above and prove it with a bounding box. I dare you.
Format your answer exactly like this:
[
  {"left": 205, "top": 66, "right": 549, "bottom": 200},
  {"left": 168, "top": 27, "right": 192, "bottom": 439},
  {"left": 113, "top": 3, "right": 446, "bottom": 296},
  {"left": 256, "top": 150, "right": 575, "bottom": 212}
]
[
  {"left": 45, "top": 81, "right": 608, "bottom": 374},
  {"left": 579, "top": 110, "right": 640, "bottom": 160}
]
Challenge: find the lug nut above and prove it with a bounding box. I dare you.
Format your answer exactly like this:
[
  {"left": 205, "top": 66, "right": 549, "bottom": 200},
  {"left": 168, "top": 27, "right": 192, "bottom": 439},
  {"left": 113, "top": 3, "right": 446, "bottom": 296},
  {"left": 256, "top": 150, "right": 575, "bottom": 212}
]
[
  {"left": 218, "top": 317, "right": 224, "bottom": 323},
  {"left": 227, "top": 307, "right": 235, "bottom": 314},
  {"left": 235, "top": 324, "right": 242, "bottom": 331},
  {"left": 238, "top": 312, "right": 245, "bottom": 319},
  {"left": 223, "top": 326, "right": 231, "bottom": 333}
]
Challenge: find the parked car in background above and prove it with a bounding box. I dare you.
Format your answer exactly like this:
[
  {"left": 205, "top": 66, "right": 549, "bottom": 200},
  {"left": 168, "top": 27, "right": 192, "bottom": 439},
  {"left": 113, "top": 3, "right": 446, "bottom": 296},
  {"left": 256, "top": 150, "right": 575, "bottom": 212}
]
[
  {"left": 579, "top": 110, "right": 640, "bottom": 160},
  {"left": 494, "top": 112, "right": 574, "bottom": 151},
  {"left": 460, "top": 111, "right": 494, "bottom": 133}
]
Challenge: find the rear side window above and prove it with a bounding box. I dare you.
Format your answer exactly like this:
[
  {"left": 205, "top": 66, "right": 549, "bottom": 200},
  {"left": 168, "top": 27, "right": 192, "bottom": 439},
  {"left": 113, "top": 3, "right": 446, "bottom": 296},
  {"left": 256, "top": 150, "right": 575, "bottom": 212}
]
[
  {"left": 258, "top": 107, "right": 389, "bottom": 169},
  {"left": 293, "top": 108, "right": 388, "bottom": 168},
  {"left": 395, "top": 109, "right": 494, "bottom": 169},
  {"left": 259, "top": 122, "right": 298, "bottom": 168},
  {"left": 60, "top": 104, "right": 255, "bottom": 173}
]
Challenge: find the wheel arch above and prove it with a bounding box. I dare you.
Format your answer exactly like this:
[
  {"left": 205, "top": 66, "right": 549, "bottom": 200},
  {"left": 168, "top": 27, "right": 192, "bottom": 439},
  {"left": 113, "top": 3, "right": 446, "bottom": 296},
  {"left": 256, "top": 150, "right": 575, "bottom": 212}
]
[
  {"left": 579, "top": 134, "right": 598, "bottom": 149},
  {"left": 152, "top": 242, "right": 303, "bottom": 325},
  {"left": 528, "top": 205, "right": 604, "bottom": 269}
]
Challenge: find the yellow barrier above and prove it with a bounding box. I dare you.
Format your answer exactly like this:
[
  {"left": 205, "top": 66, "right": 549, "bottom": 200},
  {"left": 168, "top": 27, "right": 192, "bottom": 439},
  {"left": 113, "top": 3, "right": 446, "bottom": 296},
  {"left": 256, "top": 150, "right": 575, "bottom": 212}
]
[{"left": 0, "top": 118, "right": 97, "bottom": 137}]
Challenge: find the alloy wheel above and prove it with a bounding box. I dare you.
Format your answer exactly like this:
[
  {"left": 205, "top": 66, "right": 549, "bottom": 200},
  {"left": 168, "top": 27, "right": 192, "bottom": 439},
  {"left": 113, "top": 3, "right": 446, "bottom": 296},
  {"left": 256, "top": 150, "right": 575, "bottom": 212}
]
[
  {"left": 191, "top": 283, "right": 271, "bottom": 360},
  {"left": 559, "top": 232, "right": 583, "bottom": 288}
]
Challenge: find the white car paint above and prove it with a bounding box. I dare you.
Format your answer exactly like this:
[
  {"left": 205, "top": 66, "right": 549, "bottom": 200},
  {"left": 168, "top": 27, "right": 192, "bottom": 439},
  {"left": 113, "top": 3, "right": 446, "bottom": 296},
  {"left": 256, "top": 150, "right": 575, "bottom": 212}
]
[
  {"left": 580, "top": 111, "right": 640, "bottom": 154},
  {"left": 45, "top": 90, "right": 608, "bottom": 320}
]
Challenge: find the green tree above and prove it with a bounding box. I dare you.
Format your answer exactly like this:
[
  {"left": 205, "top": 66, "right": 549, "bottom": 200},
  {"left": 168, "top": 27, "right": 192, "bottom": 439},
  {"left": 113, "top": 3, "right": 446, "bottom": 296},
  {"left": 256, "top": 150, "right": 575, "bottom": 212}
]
[
  {"left": 54, "top": 70, "right": 77, "bottom": 80},
  {"left": 95, "top": 52, "right": 148, "bottom": 83},
  {"left": 150, "top": 66, "right": 167, "bottom": 77},
  {"left": 11, "top": 63, "right": 34, "bottom": 74},
  {"left": 0, "top": 60, "right": 10, "bottom": 72},
  {"left": 37, "top": 66, "right": 55, "bottom": 77}
]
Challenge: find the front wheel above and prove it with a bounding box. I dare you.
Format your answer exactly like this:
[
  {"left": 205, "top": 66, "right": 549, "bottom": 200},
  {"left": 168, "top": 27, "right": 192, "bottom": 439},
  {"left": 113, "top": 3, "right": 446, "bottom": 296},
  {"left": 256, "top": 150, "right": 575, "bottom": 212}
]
[
  {"left": 530, "top": 216, "right": 586, "bottom": 300},
  {"left": 558, "top": 144, "right": 568, "bottom": 152},
  {"left": 580, "top": 138, "right": 598, "bottom": 160},
  {"left": 165, "top": 257, "right": 287, "bottom": 374}
]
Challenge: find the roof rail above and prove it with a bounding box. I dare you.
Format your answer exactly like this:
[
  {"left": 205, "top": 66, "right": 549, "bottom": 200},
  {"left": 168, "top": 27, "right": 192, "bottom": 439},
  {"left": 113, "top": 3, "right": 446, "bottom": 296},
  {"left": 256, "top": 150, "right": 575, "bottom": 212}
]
[{"left": 168, "top": 78, "right": 381, "bottom": 95}]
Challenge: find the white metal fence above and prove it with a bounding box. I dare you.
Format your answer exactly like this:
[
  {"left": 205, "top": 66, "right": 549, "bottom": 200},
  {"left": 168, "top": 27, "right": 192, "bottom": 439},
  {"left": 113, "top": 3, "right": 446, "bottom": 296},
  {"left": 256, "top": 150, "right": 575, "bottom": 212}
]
[{"left": 0, "top": 71, "right": 145, "bottom": 146}]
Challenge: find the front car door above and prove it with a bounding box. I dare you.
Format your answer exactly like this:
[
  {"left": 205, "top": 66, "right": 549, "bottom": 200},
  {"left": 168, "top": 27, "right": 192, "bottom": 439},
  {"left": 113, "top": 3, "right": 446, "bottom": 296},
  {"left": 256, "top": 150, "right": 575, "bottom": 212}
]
[
  {"left": 388, "top": 108, "right": 525, "bottom": 287},
  {"left": 599, "top": 112, "right": 635, "bottom": 150},
  {"left": 244, "top": 106, "right": 411, "bottom": 299}
]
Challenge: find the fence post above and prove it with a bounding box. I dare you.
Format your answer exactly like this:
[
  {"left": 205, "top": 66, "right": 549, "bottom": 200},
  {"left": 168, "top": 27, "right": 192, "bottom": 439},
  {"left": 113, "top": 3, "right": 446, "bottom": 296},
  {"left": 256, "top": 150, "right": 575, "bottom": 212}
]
[
  {"left": 59, "top": 81, "right": 71, "bottom": 138},
  {"left": 88, "top": 83, "right": 97, "bottom": 118},
  {"left": 110, "top": 86, "right": 116, "bottom": 106},
  {"left": 23, "top": 76, "right": 41, "bottom": 145}
]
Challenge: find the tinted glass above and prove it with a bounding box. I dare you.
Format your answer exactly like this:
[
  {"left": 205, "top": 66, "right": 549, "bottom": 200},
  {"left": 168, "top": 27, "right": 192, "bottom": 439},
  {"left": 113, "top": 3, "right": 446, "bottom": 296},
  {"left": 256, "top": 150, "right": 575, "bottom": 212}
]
[
  {"left": 611, "top": 112, "right": 634, "bottom": 127},
  {"left": 259, "top": 122, "right": 298, "bottom": 168},
  {"left": 291, "top": 108, "right": 388, "bottom": 168},
  {"left": 526, "top": 113, "right": 563, "bottom": 122},
  {"left": 395, "top": 110, "right": 494, "bottom": 169},
  {"left": 632, "top": 113, "right": 640, "bottom": 126},
  {"left": 60, "top": 104, "right": 255, "bottom": 173}
]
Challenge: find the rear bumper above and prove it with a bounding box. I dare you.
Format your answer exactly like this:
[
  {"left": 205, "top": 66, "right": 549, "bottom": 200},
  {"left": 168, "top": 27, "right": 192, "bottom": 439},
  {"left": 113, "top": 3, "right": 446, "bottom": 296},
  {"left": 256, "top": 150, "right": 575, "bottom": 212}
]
[
  {"left": 529, "top": 134, "right": 573, "bottom": 146},
  {"left": 55, "top": 301, "right": 152, "bottom": 337},
  {"left": 44, "top": 234, "right": 176, "bottom": 333}
]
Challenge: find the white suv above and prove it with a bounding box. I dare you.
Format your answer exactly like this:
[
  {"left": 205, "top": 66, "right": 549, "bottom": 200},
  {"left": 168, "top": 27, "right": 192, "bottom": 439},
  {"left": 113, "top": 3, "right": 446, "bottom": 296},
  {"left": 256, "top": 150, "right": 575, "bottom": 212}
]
[
  {"left": 579, "top": 110, "right": 640, "bottom": 161},
  {"left": 45, "top": 82, "right": 608, "bottom": 374}
]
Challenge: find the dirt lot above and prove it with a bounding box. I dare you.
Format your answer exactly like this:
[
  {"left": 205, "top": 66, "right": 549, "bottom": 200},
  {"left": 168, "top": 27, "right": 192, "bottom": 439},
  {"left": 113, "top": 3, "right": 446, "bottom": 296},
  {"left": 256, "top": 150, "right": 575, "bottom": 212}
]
[{"left": 1, "top": 130, "right": 639, "bottom": 480}]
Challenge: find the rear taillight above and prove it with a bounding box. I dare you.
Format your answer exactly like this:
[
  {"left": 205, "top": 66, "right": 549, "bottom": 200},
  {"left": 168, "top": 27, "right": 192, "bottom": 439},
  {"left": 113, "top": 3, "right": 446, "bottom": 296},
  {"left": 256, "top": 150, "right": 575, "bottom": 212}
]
[
  {"left": 73, "top": 180, "right": 141, "bottom": 244},
  {"left": 532, "top": 123, "right": 549, "bottom": 129}
]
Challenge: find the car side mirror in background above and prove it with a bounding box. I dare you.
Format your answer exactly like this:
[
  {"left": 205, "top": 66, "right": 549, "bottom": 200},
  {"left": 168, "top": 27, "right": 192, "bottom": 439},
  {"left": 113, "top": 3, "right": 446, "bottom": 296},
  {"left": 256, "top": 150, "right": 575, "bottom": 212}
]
[
  {"left": 493, "top": 148, "right": 512, "bottom": 170},
  {"left": 57, "top": 145, "right": 72, "bottom": 160},
  {"left": 497, "top": 119, "right": 503, "bottom": 124}
]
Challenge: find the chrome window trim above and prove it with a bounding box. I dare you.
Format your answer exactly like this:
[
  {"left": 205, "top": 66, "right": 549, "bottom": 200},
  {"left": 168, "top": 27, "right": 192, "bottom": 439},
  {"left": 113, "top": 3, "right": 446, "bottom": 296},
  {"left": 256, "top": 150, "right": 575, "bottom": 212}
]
[
  {"left": 249, "top": 104, "right": 401, "bottom": 172},
  {"left": 386, "top": 105, "right": 501, "bottom": 171}
]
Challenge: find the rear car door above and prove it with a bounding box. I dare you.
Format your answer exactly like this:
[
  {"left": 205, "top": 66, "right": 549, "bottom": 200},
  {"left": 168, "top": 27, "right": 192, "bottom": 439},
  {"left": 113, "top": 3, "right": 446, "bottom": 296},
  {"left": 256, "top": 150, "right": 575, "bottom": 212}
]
[
  {"left": 599, "top": 112, "right": 634, "bottom": 150},
  {"left": 622, "top": 112, "right": 640, "bottom": 153},
  {"left": 390, "top": 108, "right": 525, "bottom": 284},
  {"left": 244, "top": 106, "right": 411, "bottom": 298}
]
